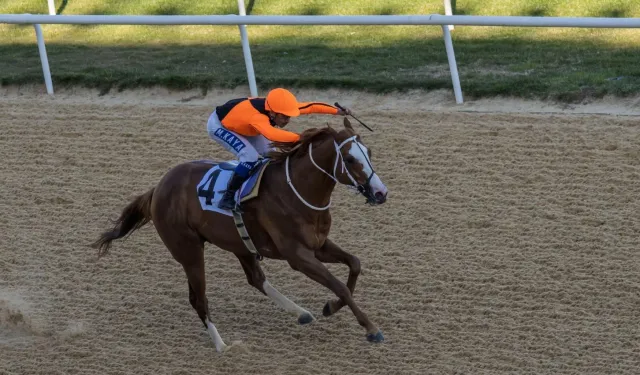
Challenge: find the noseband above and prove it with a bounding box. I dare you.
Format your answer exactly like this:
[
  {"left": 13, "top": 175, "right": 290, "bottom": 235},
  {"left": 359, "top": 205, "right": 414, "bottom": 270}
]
[{"left": 285, "top": 135, "right": 376, "bottom": 211}]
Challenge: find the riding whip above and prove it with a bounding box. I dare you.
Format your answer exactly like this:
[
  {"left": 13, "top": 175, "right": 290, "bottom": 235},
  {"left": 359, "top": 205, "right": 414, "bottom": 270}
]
[{"left": 335, "top": 102, "right": 374, "bottom": 132}]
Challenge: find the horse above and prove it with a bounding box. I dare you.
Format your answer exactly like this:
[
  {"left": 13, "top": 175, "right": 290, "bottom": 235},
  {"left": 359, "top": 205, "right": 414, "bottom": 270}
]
[{"left": 90, "top": 117, "right": 389, "bottom": 352}]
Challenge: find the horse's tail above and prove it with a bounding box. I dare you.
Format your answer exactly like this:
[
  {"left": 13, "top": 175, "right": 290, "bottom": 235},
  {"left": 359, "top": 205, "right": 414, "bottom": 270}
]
[{"left": 91, "top": 187, "right": 155, "bottom": 258}]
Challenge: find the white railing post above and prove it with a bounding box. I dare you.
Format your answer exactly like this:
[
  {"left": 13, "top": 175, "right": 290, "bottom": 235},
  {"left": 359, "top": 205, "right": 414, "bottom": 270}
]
[
  {"left": 33, "top": 23, "right": 54, "bottom": 95},
  {"left": 237, "top": 0, "right": 258, "bottom": 97},
  {"left": 47, "top": 0, "right": 56, "bottom": 15},
  {"left": 444, "top": 0, "right": 454, "bottom": 31},
  {"left": 441, "top": 25, "right": 462, "bottom": 104}
]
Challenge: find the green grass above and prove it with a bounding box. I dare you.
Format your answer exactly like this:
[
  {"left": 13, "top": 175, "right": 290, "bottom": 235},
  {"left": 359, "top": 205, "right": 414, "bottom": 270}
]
[{"left": 2, "top": 0, "right": 640, "bottom": 101}]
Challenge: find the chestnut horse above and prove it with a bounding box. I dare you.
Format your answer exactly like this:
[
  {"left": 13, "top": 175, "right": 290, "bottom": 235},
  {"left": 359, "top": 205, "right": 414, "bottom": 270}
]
[{"left": 91, "top": 117, "right": 388, "bottom": 352}]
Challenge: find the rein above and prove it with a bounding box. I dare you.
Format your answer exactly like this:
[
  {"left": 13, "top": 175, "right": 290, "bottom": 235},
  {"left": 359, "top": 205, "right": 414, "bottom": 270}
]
[{"left": 284, "top": 135, "right": 367, "bottom": 211}]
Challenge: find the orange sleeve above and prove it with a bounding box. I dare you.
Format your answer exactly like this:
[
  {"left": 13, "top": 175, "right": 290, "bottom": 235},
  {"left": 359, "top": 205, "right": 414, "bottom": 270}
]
[
  {"left": 298, "top": 102, "right": 339, "bottom": 115},
  {"left": 250, "top": 114, "right": 301, "bottom": 142}
]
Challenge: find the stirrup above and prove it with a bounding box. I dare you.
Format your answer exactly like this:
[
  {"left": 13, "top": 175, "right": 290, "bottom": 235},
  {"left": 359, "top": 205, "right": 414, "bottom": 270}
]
[
  {"left": 218, "top": 192, "right": 235, "bottom": 207},
  {"left": 219, "top": 192, "right": 242, "bottom": 212},
  {"left": 224, "top": 201, "right": 243, "bottom": 213}
]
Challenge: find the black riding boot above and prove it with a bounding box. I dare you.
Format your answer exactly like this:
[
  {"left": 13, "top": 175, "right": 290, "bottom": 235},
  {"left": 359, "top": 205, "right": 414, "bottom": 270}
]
[{"left": 218, "top": 172, "right": 248, "bottom": 212}]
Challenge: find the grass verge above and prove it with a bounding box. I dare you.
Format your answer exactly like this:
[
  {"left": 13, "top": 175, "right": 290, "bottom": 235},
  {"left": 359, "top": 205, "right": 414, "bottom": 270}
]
[{"left": 2, "top": 1, "right": 640, "bottom": 101}]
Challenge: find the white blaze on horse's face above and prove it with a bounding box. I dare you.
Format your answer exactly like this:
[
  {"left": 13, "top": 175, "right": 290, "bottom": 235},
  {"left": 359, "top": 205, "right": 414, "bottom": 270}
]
[
  {"left": 347, "top": 142, "right": 372, "bottom": 176},
  {"left": 342, "top": 137, "right": 388, "bottom": 205}
]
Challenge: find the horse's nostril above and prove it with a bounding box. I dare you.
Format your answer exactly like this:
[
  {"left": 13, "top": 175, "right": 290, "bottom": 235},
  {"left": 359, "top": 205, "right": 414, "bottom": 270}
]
[{"left": 375, "top": 192, "right": 386, "bottom": 203}]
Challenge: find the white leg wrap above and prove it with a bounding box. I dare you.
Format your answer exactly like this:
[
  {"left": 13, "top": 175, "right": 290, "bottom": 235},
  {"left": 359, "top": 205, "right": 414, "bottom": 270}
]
[
  {"left": 206, "top": 319, "right": 227, "bottom": 352},
  {"left": 263, "top": 281, "right": 313, "bottom": 318}
]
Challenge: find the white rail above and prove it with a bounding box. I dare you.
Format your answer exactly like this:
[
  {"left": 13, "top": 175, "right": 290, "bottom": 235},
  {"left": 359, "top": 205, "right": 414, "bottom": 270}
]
[
  {"left": 3, "top": 14, "right": 640, "bottom": 27},
  {"left": 3, "top": 13, "right": 640, "bottom": 103}
]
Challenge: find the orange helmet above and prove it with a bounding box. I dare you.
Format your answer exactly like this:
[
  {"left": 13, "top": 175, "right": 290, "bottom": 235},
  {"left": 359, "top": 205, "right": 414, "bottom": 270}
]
[{"left": 265, "top": 88, "right": 300, "bottom": 117}]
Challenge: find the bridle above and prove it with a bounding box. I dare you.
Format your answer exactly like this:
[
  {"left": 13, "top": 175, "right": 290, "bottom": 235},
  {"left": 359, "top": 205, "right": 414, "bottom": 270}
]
[{"left": 285, "top": 135, "right": 376, "bottom": 211}]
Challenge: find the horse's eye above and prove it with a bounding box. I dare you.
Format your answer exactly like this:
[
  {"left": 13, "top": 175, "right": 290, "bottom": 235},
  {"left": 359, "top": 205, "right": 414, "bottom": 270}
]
[{"left": 345, "top": 155, "right": 356, "bottom": 164}]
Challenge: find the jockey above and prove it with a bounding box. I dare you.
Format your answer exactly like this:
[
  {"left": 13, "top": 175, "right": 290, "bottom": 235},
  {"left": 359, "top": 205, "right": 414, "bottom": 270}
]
[{"left": 207, "top": 87, "right": 352, "bottom": 211}]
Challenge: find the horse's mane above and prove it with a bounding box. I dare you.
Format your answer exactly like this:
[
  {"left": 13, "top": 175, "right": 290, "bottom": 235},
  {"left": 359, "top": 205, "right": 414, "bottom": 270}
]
[{"left": 267, "top": 126, "right": 338, "bottom": 163}]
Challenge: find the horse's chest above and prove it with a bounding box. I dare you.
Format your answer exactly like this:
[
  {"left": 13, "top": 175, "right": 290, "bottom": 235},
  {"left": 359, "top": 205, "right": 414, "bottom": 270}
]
[
  {"left": 318, "top": 215, "right": 331, "bottom": 236},
  {"left": 303, "top": 214, "right": 331, "bottom": 249}
]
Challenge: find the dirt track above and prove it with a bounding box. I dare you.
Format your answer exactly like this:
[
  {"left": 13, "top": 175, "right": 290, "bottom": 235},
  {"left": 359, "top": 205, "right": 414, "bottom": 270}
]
[{"left": 1, "top": 86, "right": 639, "bottom": 374}]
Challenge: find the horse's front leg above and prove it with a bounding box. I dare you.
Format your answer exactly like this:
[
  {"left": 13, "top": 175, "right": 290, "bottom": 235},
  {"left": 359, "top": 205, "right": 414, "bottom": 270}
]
[
  {"left": 314, "top": 239, "right": 361, "bottom": 317},
  {"left": 235, "top": 253, "right": 315, "bottom": 325},
  {"left": 287, "top": 246, "right": 383, "bottom": 343}
]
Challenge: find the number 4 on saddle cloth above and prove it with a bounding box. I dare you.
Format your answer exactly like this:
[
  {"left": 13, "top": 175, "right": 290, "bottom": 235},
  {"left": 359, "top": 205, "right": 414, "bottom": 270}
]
[{"left": 195, "top": 158, "right": 270, "bottom": 217}]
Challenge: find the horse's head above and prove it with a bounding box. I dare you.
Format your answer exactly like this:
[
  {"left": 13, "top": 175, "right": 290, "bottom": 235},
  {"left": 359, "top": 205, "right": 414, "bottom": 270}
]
[
  {"left": 267, "top": 119, "right": 388, "bottom": 207},
  {"left": 333, "top": 118, "right": 388, "bottom": 205}
]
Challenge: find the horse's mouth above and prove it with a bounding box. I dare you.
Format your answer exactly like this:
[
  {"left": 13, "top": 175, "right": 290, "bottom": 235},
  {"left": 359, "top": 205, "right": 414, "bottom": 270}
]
[
  {"left": 374, "top": 191, "right": 387, "bottom": 204},
  {"left": 364, "top": 191, "right": 387, "bottom": 205}
]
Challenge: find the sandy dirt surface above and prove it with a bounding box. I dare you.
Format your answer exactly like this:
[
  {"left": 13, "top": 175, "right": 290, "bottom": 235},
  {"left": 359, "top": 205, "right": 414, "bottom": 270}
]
[{"left": 1, "top": 85, "right": 639, "bottom": 374}]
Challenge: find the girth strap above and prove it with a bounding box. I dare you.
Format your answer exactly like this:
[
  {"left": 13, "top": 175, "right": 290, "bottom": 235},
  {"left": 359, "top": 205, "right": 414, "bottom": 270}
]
[{"left": 231, "top": 210, "right": 263, "bottom": 261}]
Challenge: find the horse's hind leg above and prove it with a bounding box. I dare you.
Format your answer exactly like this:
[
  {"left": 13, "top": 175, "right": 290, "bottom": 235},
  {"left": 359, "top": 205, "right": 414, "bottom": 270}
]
[
  {"left": 314, "top": 239, "right": 361, "bottom": 317},
  {"left": 181, "top": 256, "right": 227, "bottom": 353},
  {"left": 188, "top": 282, "right": 203, "bottom": 327},
  {"left": 236, "top": 253, "right": 315, "bottom": 325},
  {"left": 159, "top": 229, "right": 227, "bottom": 352}
]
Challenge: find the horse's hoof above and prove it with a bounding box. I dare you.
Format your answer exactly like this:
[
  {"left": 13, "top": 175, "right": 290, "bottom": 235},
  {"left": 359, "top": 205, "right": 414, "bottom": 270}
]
[
  {"left": 366, "top": 330, "right": 384, "bottom": 343},
  {"left": 322, "top": 301, "right": 333, "bottom": 317},
  {"left": 297, "top": 312, "right": 315, "bottom": 325}
]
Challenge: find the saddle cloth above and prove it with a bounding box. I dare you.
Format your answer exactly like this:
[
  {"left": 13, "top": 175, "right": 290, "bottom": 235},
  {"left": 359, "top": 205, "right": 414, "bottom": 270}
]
[{"left": 195, "top": 159, "right": 270, "bottom": 217}]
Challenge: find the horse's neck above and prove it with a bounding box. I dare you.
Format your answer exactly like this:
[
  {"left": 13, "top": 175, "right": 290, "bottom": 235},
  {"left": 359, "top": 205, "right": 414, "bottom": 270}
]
[{"left": 288, "top": 139, "right": 337, "bottom": 211}]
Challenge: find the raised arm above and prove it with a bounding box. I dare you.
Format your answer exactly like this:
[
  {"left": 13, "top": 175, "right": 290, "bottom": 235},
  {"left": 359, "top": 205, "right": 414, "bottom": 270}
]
[
  {"left": 250, "top": 114, "right": 301, "bottom": 142},
  {"left": 298, "top": 102, "right": 339, "bottom": 115}
]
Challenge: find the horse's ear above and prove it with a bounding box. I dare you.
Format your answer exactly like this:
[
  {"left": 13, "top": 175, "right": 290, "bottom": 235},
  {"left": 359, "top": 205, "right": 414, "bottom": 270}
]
[{"left": 343, "top": 117, "right": 354, "bottom": 131}]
